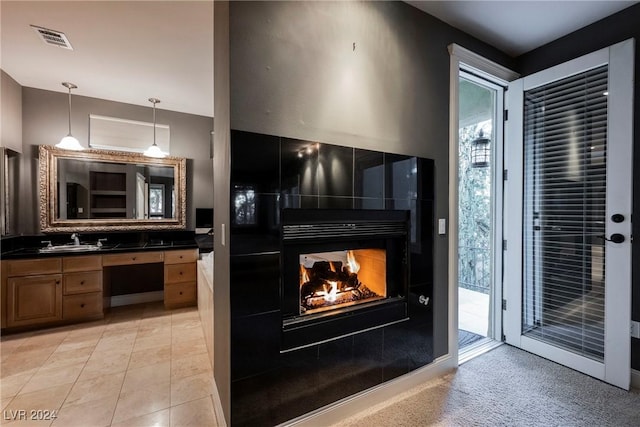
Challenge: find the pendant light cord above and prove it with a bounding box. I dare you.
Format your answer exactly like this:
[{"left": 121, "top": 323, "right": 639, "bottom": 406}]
[
  {"left": 149, "top": 98, "right": 160, "bottom": 147},
  {"left": 67, "top": 87, "right": 73, "bottom": 136},
  {"left": 153, "top": 100, "right": 157, "bottom": 146}
]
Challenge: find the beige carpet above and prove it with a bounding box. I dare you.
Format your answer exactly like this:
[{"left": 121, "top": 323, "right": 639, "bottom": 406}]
[{"left": 334, "top": 345, "right": 640, "bottom": 426}]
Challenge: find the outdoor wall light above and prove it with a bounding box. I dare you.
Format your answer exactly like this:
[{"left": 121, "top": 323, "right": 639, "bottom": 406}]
[{"left": 471, "top": 130, "right": 490, "bottom": 168}]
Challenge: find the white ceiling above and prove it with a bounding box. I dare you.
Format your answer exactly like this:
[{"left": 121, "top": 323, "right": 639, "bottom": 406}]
[
  {"left": 0, "top": 1, "right": 214, "bottom": 117},
  {"left": 1, "top": 1, "right": 636, "bottom": 118},
  {"left": 407, "top": 1, "right": 638, "bottom": 57}
]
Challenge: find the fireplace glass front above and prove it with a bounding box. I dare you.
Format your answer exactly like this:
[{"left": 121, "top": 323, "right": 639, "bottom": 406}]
[
  {"left": 281, "top": 209, "right": 410, "bottom": 351},
  {"left": 299, "top": 249, "right": 386, "bottom": 315}
]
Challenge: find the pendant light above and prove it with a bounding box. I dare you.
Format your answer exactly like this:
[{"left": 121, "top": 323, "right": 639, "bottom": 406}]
[
  {"left": 144, "top": 98, "right": 166, "bottom": 158},
  {"left": 56, "top": 82, "right": 83, "bottom": 151}
]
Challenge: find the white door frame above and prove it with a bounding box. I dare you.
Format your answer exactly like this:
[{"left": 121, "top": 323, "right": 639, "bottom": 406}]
[
  {"left": 458, "top": 71, "right": 505, "bottom": 341},
  {"left": 448, "top": 44, "right": 519, "bottom": 363},
  {"left": 503, "top": 39, "right": 634, "bottom": 389}
]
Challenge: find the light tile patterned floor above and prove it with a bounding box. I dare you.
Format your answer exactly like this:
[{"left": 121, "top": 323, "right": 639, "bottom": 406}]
[{"left": 0, "top": 302, "right": 219, "bottom": 426}]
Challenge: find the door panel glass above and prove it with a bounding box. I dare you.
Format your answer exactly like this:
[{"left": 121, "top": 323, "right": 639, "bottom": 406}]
[
  {"left": 458, "top": 76, "right": 497, "bottom": 346},
  {"left": 522, "top": 65, "right": 608, "bottom": 361}
]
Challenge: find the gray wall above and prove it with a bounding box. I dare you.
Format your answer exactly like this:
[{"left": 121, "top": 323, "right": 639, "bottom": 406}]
[
  {"left": 213, "top": 1, "right": 231, "bottom": 423},
  {"left": 1, "top": 70, "right": 22, "bottom": 153},
  {"left": 230, "top": 0, "right": 513, "bottom": 359},
  {"left": 20, "top": 87, "right": 213, "bottom": 233}
]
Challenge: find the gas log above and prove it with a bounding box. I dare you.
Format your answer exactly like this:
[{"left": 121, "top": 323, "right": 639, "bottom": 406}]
[{"left": 300, "top": 260, "right": 378, "bottom": 312}]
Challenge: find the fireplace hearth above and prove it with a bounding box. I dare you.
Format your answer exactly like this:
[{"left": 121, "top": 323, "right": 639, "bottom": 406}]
[{"left": 281, "top": 209, "right": 410, "bottom": 351}]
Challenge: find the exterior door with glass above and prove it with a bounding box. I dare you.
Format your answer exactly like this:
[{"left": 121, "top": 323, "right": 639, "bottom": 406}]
[
  {"left": 458, "top": 72, "right": 504, "bottom": 346},
  {"left": 503, "top": 40, "right": 633, "bottom": 389}
]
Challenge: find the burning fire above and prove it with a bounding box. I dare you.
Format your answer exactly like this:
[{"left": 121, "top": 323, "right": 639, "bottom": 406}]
[
  {"left": 298, "top": 248, "right": 385, "bottom": 315},
  {"left": 346, "top": 250, "right": 360, "bottom": 274},
  {"left": 324, "top": 281, "right": 338, "bottom": 302},
  {"left": 300, "top": 264, "right": 310, "bottom": 285}
]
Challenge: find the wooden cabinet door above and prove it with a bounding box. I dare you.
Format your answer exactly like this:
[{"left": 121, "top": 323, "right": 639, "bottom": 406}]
[{"left": 7, "top": 274, "right": 63, "bottom": 327}]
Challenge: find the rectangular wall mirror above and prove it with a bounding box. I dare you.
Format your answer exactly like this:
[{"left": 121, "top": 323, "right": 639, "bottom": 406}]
[{"left": 39, "top": 145, "right": 186, "bottom": 232}]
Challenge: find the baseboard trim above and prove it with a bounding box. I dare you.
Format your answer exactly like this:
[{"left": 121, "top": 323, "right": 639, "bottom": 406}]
[
  {"left": 211, "top": 376, "right": 227, "bottom": 427},
  {"left": 631, "top": 369, "right": 640, "bottom": 390},
  {"left": 110, "top": 291, "right": 163, "bottom": 307},
  {"left": 281, "top": 354, "right": 456, "bottom": 427}
]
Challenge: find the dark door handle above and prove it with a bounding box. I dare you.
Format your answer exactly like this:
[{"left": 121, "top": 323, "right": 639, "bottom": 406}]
[
  {"left": 612, "top": 214, "right": 625, "bottom": 223},
  {"left": 608, "top": 233, "right": 625, "bottom": 243},
  {"left": 598, "top": 234, "right": 626, "bottom": 243}
]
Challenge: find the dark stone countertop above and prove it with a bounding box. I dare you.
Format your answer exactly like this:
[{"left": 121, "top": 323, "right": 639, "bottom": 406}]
[{"left": 1, "top": 231, "right": 198, "bottom": 260}]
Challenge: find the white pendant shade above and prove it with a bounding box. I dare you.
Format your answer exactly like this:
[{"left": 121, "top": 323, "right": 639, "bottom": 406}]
[
  {"left": 143, "top": 143, "right": 166, "bottom": 158},
  {"left": 56, "top": 135, "right": 84, "bottom": 151}
]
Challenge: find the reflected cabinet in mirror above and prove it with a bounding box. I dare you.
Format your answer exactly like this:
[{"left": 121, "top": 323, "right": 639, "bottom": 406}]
[{"left": 39, "top": 145, "right": 186, "bottom": 232}]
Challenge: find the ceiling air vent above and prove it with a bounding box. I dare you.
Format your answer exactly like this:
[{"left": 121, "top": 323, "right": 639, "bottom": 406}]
[{"left": 31, "top": 25, "right": 73, "bottom": 50}]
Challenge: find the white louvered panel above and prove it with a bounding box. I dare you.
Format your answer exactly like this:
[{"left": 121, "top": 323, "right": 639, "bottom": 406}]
[{"left": 522, "top": 64, "right": 608, "bottom": 361}]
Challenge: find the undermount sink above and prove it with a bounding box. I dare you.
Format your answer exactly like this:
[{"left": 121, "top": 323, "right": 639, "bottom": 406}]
[{"left": 39, "top": 244, "right": 102, "bottom": 253}]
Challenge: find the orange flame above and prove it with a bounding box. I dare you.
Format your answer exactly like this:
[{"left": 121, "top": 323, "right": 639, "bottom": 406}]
[
  {"left": 300, "top": 264, "right": 310, "bottom": 285},
  {"left": 346, "top": 250, "right": 360, "bottom": 274},
  {"left": 329, "top": 262, "right": 337, "bottom": 272}
]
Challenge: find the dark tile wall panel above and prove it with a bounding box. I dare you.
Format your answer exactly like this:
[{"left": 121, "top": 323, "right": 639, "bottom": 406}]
[
  {"left": 318, "top": 196, "right": 354, "bottom": 209},
  {"left": 231, "top": 310, "right": 281, "bottom": 380},
  {"left": 230, "top": 253, "right": 280, "bottom": 316},
  {"left": 231, "top": 130, "right": 280, "bottom": 194},
  {"left": 318, "top": 144, "right": 354, "bottom": 197},
  {"left": 229, "top": 129, "right": 435, "bottom": 426},
  {"left": 355, "top": 149, "right": 384, "bottom": 199},
  {"left": 281, "top": 138, "right": 318, "bottom": 196}
]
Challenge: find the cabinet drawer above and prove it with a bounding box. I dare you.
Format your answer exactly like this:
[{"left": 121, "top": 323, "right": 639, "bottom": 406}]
[
  {"left": 164, "top": 282, "right": 196, "bottom": 308},
  {"left": 63, "top": 255, "right": 102, "bottom": 272},
  {"left": 63, "top": 292, "right": 103, "bottom": 320},
  {"left": 103, "top": 251, "right": 164, "bottom": 266},
  {"left": 164, "top": 249, "right": 198, "bottom": 265},
  {"left": 164, "top": 263, "right": 196, "bottom": 284},
  {"left": 7, "top": 258, "right": 62, "bottom": 277},
  {"left": 63, "top": 271, "right": 102, "bottom": 295}
]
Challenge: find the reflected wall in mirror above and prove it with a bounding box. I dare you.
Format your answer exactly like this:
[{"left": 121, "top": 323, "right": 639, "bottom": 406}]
[{"left": 39, "top": 145, "right": 186, "bottom": 232}]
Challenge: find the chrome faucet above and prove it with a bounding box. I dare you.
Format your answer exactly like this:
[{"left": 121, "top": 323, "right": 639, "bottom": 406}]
[{"left": 71, "top": 233, "right": 80, "bottom": 245}]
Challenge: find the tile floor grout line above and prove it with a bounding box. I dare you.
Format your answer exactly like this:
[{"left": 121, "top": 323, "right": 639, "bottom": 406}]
[
  {"left": 107, "top": 310, "right": 142, "bottom": 427},
  {"left": 57, "top": 318, "right": 108, "bottom": 425}
]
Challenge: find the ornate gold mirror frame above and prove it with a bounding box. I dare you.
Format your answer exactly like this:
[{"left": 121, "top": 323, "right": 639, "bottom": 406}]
[{"left": 39, "top": 145, "right": 187, "bottom": 232}]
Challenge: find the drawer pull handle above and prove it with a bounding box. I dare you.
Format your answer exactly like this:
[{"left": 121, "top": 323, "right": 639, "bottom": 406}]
[
  {"left": 179, "top": 291, "right": 183, "bottom": 295},
  {"left": 179, "top": 271, "right": 183, "bottom": 275},
  {"left": 132, "top": 257, "right": 137, "bottom": 261},
  {"left": 55, "top": 280, "right": 60, "bottom": 285},
  {"left": 179, "top": 255, "right": 183, "bottom": 259},
  {"left": 80, "top": 281, "right": 85, "bottom": 285},
  {"left": 80, "top": 304, "right": 85, "bottom": 308}
]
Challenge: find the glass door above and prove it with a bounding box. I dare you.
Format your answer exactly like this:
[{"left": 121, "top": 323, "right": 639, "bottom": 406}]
[
  {"left": 457, "top": 72, "right": 503, "bottom": 350},
  {"left": 504, "top": 40, "right": 633, "bottom": 389}
]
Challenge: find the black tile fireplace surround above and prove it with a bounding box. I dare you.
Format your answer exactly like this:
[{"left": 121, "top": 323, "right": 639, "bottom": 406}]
[{"left": 229, "top": 130, "right": 434, "bottom": 426}]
